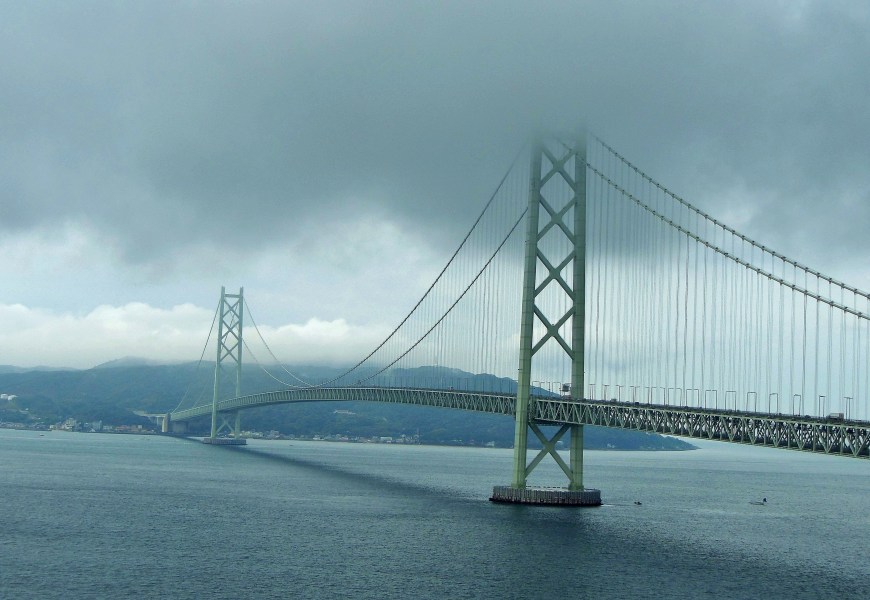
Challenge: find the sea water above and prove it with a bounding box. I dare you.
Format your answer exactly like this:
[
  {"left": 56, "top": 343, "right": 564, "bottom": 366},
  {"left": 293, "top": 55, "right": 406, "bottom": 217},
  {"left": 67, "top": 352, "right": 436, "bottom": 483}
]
[{"left": 1, "top": 429, "right": 867, "bottom": 599}]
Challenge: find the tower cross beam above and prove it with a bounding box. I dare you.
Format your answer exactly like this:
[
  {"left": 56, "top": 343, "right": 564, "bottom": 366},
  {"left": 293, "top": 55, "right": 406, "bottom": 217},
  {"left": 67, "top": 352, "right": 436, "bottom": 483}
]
[
  {"left": 531, "top": 308, "right": 573, "bottom": 356},
  {"left": 537, "top": 197, "right": 576, "bottom": 242},
  {"left": 540, "top": 147, "right": 576, "bottom": 188},
  {"left": 526, "top": 423, "right": 573, "bottom": 479},
  {"left": 534, "top": 252, "right": 575, "bottom": 297}
]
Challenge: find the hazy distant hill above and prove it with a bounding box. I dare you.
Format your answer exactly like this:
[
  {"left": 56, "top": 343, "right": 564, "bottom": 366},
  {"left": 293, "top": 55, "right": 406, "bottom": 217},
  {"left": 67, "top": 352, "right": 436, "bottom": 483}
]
[
  {"left": 0, "top": 365, "right": 79, "bottom": 374},
  {"left": 92, "top": 356, "right": 179, "bottom": 369},
  {"left": 0, "top": 363, "right": 695, "bottom": 450}
]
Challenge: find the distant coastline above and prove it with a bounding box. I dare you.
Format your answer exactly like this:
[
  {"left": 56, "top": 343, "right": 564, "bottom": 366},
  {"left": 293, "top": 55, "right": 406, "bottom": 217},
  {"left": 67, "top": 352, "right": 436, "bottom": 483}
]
[{"left": 0, "top": 422, "right": 696, "bottom": 451}]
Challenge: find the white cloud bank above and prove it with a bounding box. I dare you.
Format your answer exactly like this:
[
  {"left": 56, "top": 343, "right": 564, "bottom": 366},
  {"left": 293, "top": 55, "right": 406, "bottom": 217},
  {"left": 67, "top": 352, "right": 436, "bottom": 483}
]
[{"left": 0, "top": 302, "right": 388, "bottom": 369}]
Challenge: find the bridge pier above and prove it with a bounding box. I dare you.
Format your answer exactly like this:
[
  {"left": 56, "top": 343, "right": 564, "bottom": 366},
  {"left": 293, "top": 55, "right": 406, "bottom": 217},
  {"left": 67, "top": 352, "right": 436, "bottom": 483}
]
[
  {"left": 492, "top": 422, "right": 599, "bottom": 506},
  {"left": 170, "top": 421, "right": 189, "bottom": 434},
  {"left": 202, "top": 436, "right": 246, "bottom": 446},
  {"left": 490, "top": 485, "right": 601, "bottom": 506},
  {"left": 569, "top": 424, "right": 583, "bottom": 491},
  {"left": 203, "top": 410, "right": 246, "bottom": 445},
  {"left": 492, "top": 134, "right": 601, "bottom": 506}
]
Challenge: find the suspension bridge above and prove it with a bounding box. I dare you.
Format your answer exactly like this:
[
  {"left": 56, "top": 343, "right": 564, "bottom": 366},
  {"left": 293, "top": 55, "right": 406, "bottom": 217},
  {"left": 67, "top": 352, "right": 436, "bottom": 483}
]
[{"left": 163, "top": 132, "right": 870, "bottom": 506}]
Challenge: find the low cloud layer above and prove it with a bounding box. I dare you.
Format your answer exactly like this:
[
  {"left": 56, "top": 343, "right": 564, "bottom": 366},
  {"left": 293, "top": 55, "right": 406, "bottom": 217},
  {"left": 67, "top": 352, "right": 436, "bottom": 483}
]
[{"left": 2, "top": 2, "right": 869, "bottom": 366}]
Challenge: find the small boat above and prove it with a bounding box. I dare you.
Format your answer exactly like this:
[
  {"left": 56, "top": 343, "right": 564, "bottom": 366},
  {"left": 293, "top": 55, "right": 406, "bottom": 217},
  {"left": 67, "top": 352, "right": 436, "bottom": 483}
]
[
  {"left": 633, "top": 501, "right": 642, "bottom": 505},
  {"left": 749, "top": 498, "right": 768, "bottom": 506}
]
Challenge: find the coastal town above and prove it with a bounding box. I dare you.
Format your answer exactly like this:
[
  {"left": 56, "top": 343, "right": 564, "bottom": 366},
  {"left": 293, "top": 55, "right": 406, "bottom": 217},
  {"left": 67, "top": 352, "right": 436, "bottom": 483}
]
[{"left": 0, "top": 419, "right": 446, "bottom": 445}]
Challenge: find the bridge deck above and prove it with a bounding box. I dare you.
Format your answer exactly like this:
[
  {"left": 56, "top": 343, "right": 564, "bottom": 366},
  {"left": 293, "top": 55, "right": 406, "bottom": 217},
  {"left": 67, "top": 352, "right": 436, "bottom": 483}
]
[{"left": 170, "top": 387, "right": 870, "bottom": 458}]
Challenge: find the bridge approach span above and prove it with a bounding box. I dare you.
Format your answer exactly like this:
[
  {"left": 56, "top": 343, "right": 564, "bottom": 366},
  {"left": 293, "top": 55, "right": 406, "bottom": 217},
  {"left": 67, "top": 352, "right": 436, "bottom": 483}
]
[{"left": 168, "top": 387, "right": 869, "bottom": 458}]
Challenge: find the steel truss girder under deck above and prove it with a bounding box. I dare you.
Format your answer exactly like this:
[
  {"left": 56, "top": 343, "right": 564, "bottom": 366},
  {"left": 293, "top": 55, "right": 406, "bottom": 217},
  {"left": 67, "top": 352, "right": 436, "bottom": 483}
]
[
  {"left": 533, "top": 398, "right": 870, "bottom": 458},
  {"left": 171, "top": 389, "right": 869, "bottom": 458},
  {"left": 172, "top": 387, "right": 516, "bottom": 423}
]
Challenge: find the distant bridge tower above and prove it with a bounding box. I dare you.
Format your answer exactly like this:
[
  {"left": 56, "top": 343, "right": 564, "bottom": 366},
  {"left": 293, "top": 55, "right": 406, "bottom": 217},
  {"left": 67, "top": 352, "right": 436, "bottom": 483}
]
[
  {"left": 491, "top": 133, "right": 601, "bottom": 506},
  {"left": 207, "top": 286, "right": 246, "bottom": 444}
]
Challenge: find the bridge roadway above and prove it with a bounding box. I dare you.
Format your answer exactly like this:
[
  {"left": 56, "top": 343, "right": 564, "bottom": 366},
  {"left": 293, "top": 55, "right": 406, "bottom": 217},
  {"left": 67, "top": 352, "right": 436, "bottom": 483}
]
[{"left": 170, "top": 387, "right": 870, "bottom": 458}]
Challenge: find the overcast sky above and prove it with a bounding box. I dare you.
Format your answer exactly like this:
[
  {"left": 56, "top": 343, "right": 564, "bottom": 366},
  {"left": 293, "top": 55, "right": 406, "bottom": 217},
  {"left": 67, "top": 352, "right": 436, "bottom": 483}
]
[{"left": 1, "top": 1, "right": 869, "bottom": 368}]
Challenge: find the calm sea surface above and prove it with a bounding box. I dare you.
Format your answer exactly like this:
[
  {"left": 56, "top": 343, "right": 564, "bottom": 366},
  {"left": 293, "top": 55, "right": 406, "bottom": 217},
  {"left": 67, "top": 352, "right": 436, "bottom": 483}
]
[{"left": 1, "top": 428, "right": 867, "bottom": 599}]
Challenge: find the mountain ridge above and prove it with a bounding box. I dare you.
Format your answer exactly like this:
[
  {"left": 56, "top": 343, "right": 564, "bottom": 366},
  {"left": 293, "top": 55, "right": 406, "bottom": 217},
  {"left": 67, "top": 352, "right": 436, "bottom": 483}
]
[{"left": 0, "top": 363, "right": 696, "bottom": 450}]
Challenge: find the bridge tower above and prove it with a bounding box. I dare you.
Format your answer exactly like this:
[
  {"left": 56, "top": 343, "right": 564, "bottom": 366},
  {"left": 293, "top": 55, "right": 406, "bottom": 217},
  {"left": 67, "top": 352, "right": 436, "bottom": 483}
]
[
  {"left": 491, "top": 133, "right": 601, "bottom": 506},
  {"left": 204, "top": 286, "right": 247, "bottom": 445}
]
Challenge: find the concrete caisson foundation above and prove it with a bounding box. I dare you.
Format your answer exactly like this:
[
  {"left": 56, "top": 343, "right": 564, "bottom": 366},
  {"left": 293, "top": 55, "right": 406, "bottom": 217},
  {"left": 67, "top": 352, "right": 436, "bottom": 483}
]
[
  {"left": 490, "top": 485, "right": 601, "bottom": 506},
  {"left": 201, "top": 437, "right": 247, "bottom": 446}
]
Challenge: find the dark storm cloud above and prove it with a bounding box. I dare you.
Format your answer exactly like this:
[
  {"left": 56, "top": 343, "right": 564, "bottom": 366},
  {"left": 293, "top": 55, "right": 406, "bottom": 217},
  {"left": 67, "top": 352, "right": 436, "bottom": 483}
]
[{"left": 2, "top": 1, "right": 869, "bottom": 274}]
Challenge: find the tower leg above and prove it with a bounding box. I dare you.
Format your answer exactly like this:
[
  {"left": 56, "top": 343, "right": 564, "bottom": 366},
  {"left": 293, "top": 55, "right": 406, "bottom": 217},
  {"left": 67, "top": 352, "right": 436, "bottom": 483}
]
[
  {"left": 511, "top": 414, "right": 529, "bottom": 488},
  {"left": 210, "top": 286, "right": 226, "bottom": 440},
  {"left": 509, "top": 142, "right": 542, "bottom": 489},
  {"left": 569, "top": 425, "right": 584, "bottom": 490}
]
